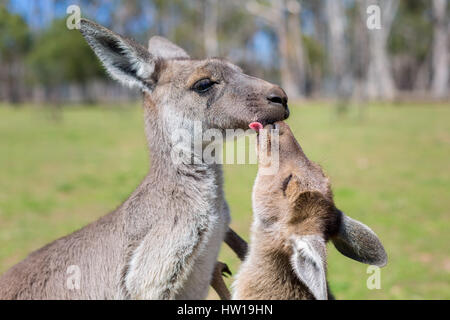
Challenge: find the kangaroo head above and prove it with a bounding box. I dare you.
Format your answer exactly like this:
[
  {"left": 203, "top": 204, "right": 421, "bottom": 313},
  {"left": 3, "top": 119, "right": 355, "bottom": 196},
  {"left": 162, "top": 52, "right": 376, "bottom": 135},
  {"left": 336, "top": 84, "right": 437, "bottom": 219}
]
[
  {"left": 79, "top": 19, "right": 289, "bottom": 136},
  {"left": 253, "top": 122, "right": 334, "bottom": 231},
  {"left": 253, "top": 121, "right": 387, "bottom": 299}
]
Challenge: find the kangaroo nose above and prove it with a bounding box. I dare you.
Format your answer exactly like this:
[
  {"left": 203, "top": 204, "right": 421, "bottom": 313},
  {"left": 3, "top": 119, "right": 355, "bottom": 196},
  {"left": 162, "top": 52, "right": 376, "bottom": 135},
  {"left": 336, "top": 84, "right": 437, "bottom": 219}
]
[{"left": 267, "top": 86, "right": 288, "bottom": 109}]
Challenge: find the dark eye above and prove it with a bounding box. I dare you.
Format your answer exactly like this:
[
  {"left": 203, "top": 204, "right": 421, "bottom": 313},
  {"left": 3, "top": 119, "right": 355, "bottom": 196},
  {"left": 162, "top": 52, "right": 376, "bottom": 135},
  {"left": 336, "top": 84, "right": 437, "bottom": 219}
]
[{"left": 192, "top": 78, "right": 216, "bottom": 93}]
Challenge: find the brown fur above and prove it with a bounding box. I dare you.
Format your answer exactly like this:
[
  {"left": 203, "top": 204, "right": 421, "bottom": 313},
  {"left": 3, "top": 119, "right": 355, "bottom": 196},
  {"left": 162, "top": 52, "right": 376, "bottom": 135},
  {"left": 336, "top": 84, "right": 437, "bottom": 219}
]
[
  {"left": 235, "top": 121, "right": 387, "bottom": 300},
  {"left": 234, "top": 122, "right": 339, "bottom": 300}
]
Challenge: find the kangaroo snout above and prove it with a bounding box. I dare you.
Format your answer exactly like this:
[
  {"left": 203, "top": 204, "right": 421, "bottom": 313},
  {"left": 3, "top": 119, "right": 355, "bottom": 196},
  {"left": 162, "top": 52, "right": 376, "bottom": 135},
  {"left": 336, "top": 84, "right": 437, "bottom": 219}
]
[
  {"left": 266, "top": 85, "right": 290, "bottom": 120},
  {"left": 266, "top": 86, "right": 289, "bottom": 117},
  {"left": 256, "top": 121, "right": 304, "bottom": 164},
  {"left": 230, "top": 78, "right": 290, "bottom": 129}
]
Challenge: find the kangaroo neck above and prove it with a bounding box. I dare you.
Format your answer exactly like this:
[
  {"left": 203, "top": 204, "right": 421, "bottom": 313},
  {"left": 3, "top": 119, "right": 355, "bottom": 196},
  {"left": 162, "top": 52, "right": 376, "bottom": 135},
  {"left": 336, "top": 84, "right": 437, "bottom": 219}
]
[{"left": 142, "top": 100, "right": 223, "bottom": 185}]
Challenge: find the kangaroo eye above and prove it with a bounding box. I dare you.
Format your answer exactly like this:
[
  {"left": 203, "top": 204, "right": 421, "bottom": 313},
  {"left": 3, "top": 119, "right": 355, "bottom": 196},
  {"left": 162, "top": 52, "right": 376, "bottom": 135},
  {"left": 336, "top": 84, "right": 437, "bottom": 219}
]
[{"left": 192, "top": 78, "right": 216, "bottom": 93}]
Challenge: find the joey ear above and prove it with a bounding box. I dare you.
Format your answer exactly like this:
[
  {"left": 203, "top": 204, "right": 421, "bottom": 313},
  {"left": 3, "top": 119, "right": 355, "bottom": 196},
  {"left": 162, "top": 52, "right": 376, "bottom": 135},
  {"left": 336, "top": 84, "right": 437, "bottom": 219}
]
[
  {"left": 284, "top": 174, "right": 301, "bottom": 202},
  {"left": 332, "top": 211, "right": 388, "bottom": 267},
  {"left": 79, "top": 19, "right": 160, "bottom": 93},
  {"left": 284, "top": 176, "right": 330, "bottom": 210},
  {"left": 290, "top": 235, "right": 328, "bottom": 300},
  {"left": 148, "top": 36, "right": 190, "bottom": 59}
]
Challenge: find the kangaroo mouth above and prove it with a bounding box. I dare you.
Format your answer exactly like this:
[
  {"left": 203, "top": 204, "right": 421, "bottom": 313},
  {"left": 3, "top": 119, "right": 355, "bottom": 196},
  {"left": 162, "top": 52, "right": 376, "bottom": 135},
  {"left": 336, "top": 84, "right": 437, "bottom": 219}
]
[
  {"left": 249, "top": 105, "right": 289, "bottom": 131},
  {"left": 249, "top": 121, "right": 280, "bottom": 132},
  {"left": 246, "top": 104, "right": 289, "bottom": 132},
  {"left": 249, "top": 122, "right": 264, "bottom": 132}
]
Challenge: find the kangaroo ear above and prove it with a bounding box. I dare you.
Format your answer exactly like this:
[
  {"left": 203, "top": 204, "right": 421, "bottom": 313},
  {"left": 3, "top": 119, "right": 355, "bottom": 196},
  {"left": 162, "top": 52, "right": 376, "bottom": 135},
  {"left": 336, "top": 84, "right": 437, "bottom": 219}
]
[
  {"left": 80, "top": 19, "right": 160, "bottom": 93},
  {"left": 290, "top": 235, "right": 328, "bottom": 300},
  {"left": 284, "top": 174, "right": 301, "bottom": 203},
  {"left": 332, "top": 211, "right": 387, "bottom": 267},
  {"left": 148, "top": 36, "right": 190, "bottom": 59}
]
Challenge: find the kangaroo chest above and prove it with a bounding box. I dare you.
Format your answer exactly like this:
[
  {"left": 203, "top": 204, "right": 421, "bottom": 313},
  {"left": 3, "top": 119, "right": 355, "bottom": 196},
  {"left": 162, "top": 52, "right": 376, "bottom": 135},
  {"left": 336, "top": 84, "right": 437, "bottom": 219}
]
[
  {"left": 175, "top": 199, "right": 229, "bottom": 299},
  {"left": 123, "top": 166, "right": 229, "bottom": 299},
  {"left": 173, "top": 169, "right": 229, "bottom": 299}
]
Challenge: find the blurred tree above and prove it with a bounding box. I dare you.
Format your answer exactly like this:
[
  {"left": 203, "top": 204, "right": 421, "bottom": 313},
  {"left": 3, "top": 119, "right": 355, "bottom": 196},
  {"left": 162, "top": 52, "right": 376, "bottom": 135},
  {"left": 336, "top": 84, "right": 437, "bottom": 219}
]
[
  {"left": 169, "top": 0, "right": 256, "bottom": 61},
  {"left": 153, "top": 0, "right": 173, "bottom": 36},
  {"left": 286, "top": 0, "right": 306, "bottom": 96},
  {"left": 27, "top": 19, "right": 105, "bottom": 104},
  {"left": 324, "top": 0, "right": 351, "bottom": 98},
  {"left": 246, "top": 0, "right": 305, "bottom": 99},
  {"left": 347, "top": 1, "right": 371, "bottom": 116},
  {"left": 113, "top": 0, "right": 142, "bottom": 34},
  {"left": 203, "top": 0, "right": 219, "bottom": 57},
  {"left": 431, "top": 0, "right": 448, "bottom": 99},
  {"left": 302, "top": 34, "right": 324, "bottom": 96},
  {"left": 389, "top": 0, "right": 432, "bottom": 92},
  {"left": 216, "top": 1, "right": 257, "bottom": 58},
  {"left": 0, "top": 0, "right": 443, "bottom": 104},
  {"left": 0, "top": 4, "right": 31, "bottom": 104},
  {"left": 363, "top": 0, "right": 399, "bottom": 100}
]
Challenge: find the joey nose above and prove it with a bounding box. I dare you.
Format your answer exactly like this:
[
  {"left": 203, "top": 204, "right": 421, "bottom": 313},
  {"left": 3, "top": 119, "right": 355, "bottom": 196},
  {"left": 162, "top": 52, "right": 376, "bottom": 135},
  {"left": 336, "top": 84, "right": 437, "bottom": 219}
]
[{"left": 267, "top": 86, "right": 288, "bottom": 109}]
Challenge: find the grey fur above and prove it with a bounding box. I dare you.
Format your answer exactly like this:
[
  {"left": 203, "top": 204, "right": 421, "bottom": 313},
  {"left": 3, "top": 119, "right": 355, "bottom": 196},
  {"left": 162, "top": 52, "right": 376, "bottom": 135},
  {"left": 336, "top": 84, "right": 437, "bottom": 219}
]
[
  {"left": 0, "top": 19, "right": 288, "bottom": 300},
  {"left": 290, "top": 235, "right": 328, "bottom": 300},
  {"left": 80, "top": 19, "right": 157, "bottom": 92},
  {"left": 332, "top": 212, "right": 388, "bottom": 267},
  {"left": 148, "top": 36, "right": 190, "bottom": 60}
]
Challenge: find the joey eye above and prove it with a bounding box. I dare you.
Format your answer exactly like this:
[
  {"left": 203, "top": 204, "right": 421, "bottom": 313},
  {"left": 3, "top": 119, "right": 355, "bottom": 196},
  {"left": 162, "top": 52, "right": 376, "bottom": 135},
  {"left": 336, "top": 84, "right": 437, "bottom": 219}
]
[
  {"left": 282, "top": 174, "right": 293, "bottom": 195},
  {"left": 192, "top": 78, "right": 216, "bottom": 93}
]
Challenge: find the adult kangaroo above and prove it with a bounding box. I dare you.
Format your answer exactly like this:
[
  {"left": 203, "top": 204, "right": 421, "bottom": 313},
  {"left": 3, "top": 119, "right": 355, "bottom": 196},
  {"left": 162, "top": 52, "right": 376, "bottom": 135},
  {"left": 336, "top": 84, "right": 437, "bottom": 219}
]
[{"left": 0, "top": 19, "right": 288, "bottom": 299}]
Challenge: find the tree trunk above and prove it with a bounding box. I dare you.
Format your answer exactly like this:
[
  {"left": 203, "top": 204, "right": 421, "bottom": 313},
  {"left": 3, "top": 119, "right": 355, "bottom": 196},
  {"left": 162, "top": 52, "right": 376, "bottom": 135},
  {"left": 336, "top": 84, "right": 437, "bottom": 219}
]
[
  {"left": 6, "top": 59, "right": 22, "bottom": 105},
  {"left": 203, "top": 0, "right": 219, "bottom": 57},
  {"left": 325, "top": 0, "right": 351, "bottom": 97},
  {"left": 431, "top": 0, "right": 449, "bottom": 99},
  {"left": 414, "top": 52, "right": 431, "bottom": 92},
  {"left": 286, "top": 0, "right": 305, "bottom": 97},
  {"left": 246, "top": 0, "right": 304, "bottom": 99},
  {"left": 276, "top": 22, "right": 302, "bottom": 99},
  {"left": 363, "top": 0, "right": 398, "bottom": 100}
]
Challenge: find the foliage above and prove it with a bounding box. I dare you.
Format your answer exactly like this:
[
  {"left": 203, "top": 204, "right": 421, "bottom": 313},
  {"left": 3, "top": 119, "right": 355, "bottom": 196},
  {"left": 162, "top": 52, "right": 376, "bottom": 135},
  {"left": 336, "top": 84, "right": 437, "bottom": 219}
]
[
  {"left": 302, "top": 34, "right": 325, "bottom": 71},
  {"left": 26, "top": 19, "right": 105, "bottom": 87},
  {"left": 0, "top": 0, "right": 447, "bottom": 101},
  {"left": 0, "top": 5, "right": 31, "bottom": 61},
  {"left": 389, "top": 0, "right": 432, "bottom": 61}
]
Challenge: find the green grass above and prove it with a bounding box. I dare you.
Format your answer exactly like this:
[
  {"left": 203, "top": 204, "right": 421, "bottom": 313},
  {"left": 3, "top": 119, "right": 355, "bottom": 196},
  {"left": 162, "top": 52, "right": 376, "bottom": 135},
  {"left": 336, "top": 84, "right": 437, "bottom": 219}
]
[{"left": 0, "top": 102, "right": 449, "bottom": 299}]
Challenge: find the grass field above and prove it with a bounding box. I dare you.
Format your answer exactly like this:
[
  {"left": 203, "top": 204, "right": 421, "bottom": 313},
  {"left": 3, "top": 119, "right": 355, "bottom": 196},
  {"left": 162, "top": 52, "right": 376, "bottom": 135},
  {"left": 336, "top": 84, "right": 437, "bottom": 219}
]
[{"left": 0, "top": 102, "right": 449, "bottom": 299}]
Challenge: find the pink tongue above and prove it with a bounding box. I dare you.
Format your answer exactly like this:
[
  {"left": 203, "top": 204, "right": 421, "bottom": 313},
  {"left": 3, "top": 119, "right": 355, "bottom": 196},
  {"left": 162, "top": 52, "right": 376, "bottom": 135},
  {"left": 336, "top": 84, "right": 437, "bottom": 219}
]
[{"left": 249, "top": 122, "right": 263, "bottom": 131}]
